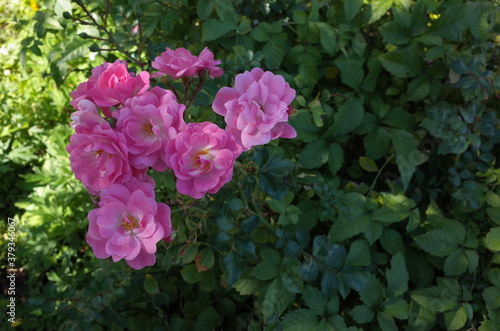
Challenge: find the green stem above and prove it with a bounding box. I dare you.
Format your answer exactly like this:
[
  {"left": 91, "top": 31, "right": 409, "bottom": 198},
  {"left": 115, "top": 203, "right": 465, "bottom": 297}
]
[{"left": 369, "top": 154, "right": 394, "bottom": 193}]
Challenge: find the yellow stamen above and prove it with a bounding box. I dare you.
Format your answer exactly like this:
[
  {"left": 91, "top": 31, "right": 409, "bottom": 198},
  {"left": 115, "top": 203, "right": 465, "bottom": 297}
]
[
  {"left": 121, "top": 215, "right": 140, "bottom": 232},
  {"left": 143, "top": 121, "right": 154, "bottom": 135}
]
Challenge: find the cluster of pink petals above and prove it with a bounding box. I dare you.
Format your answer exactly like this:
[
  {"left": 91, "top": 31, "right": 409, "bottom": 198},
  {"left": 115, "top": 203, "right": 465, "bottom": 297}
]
[
  {"left": 66, "top": 106, "right": 132, "bottom": 194},
  {"left": 152, "top": 47, "right": 223, "bottom": 79},
  {"left": 212, "top": 68, "right": 296, "bottom": 151},
  {"left": 70, "top": 60, "right": 150, "bottom": 113},
  {"left": 68, "top": 49, "right": 297, "bottom": 270},
  {"left": 86, "top": 178, "right": 172, "bottom": 270},
  {"left": 166, "top": 122, "right": 242, "bottom": 199},
  {"left": 116, "top": 87, "right": 186, "bottom": 172}
]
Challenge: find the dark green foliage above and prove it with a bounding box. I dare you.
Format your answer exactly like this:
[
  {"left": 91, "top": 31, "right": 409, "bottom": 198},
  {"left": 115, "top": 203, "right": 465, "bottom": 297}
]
[{"left": 2, "top": 0, "right": 500, "bottom": 330}]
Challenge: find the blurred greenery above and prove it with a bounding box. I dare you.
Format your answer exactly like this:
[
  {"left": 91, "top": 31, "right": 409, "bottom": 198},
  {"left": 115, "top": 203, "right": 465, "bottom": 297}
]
[{"left": 1, "top": 0, "right": 499, "bottom": 330}]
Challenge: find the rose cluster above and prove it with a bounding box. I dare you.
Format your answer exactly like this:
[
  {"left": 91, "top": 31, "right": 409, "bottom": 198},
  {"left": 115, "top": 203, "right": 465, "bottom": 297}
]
[{"left": 67, "top": 47, "right": 296, "bottom": 269}]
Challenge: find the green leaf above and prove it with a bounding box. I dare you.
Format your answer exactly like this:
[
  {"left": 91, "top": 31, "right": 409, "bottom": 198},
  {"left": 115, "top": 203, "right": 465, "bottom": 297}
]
[
  {"left": 317, "top": 23, "right": 337, "bottom": 55},
  {"left": 414, "top": 229, "right": 460, "bottom": 257},
  {"left": 250, "top": 22, "right": 271, "bottom": 42},
  {"left": 327, "top": 143, "right": 344, "bottom": 176},
  {"left": 251, "top": 249, "right": 280, "bottom": 280},
  {"left": 215, "top": 0, "right": 238, "bottom": 26},
  {"left": 350, "top": 305, "right": 374, "bottom": 324},
  {"left": 281, "top": 271, "right": 303, "bottom": 294},
  {"left": 443, "top": 249, "right": 468, "bottom": 276},
  {"left": 345, "top": 0, "right": 363, "bottom": 22},
  {"left": 380, "top": 21, "right": 410, "bottom": 45},
  {"left": 377, "top": 311, "right": 398, "bottom": 331},
  {"left": 383, "top": 298, "right": 409, "bottom": 320},
  {"left": 364, "top": 128, "right": 391, "bottom": 160},
  {"left": 406, "top": 75, "right": 431, "bottom": 101},
  {"left": 282, "top": 309, "right": 318, "bottom": 331},
  {"left": 264, "top": 33, "right": 287, "bottom": 68},
  {"left": 412, "top": 286, "right": 458, "bottom": 312},
  {"left": 379, "top": 50, "right": 422, "bottom": 78},
  {"left": 330, "top": 213, "right": 370, "bottom": 243},
  {"left": 223, "top": 251, "right": 243, "bottom": 288},
  {"left": 359, "top": 156, "right": 378, "bottom": 173},
  {"left": 485, "top": 228, "right": 500, "bottom": 252},
  {"left": 201, "top": 18, "right": 236, "bottom": 41},
  {"left": 359, "top": 275, "right": 383, "bottom": 307},
  {"left": 345, "top": 239, "right": 371, "bottom": 266},
  {"left": 329, "top": 98, "right": 365, "bottom": 137},
  {"left": 444, "top": 305, "right": 467, "bottom": 331},
  {"left": 196, "top": 247, "right": 215, "bottom": 272},
  {"left": 429, "top": 3, "right": 480, "bottom": 41},
  {"left": 233, "top": 278, "right": 265, "bottom": 295},
  {"left": 318, "top": 315, "right": 347, "bottom": 330},
  {"left": 298, "top": 139, "right": 329, "bottom": 169},
  {"left": 180, "top": 264, "right": 203, "bottom": 283},
  {"left": 335, "top": 56, "right": 364, "bottom": 90},
  {"left": 389, "top": 129, "right": 427, "bottom": 190},
  {"left": 302, "top": 285, "right": 327, "bottom": 316},
  {"left": 386, "top": 252, "right": 409, "bottom": 298},
  {"left": 144, "top": 274, "right": 160, "bottom": 294},
  {"left": 263, "top": 278, "right": 289, "bottom": 320},
  {"left": 370, "top": 0, "right": 394, "bottom": 23},
  {"left": 197, "top": 0, "right": 214, "bottom": 20}
]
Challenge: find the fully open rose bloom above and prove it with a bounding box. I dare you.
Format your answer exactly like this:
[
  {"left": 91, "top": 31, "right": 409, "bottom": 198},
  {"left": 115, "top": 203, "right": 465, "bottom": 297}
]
[
  {"left": 166, "top": 122, "right": 242, "bottom": 199},
  {"left": 86, "top": 177, "right": 172, "bottom": 270},
  {"left": 116, "top": 87, "right": 186, "bottom": 172},
  {"left": 66, "top": 115, "right": 132, "bottom": 194},
  {"left": 151, "top": 47, "right": 223, "bottom": 79},
  {"left": 212, "top": 68, "right": 296, "bottom": 151},
  {"left": 71, "top": 60, "right": 150, "bottom": 110}
]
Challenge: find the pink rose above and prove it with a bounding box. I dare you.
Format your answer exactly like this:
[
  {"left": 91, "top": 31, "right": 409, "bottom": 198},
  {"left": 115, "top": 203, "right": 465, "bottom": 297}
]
[
  {"left": 151, "top": 47, "right": 223, "bottom": 79},
  {"left": 166, "top": 122, "right": 242, "bottom": 199},
  {"left": 212, "top": 68, "right": 296, "bottom": 151},
  {"left": 66, "top": 122, "right": 133, "bottom": 194},
  {"left": 86, "top": 178, "right": 172, "bottom": 270},
  {"left": 71, "top": 60, "right": 150, "bottom": 109},
  {"left": 70, "top": 99, "right": 105, "bottom": 129},
  {"left": 116, "top": 87, "right": 186, "bottom": 172}
]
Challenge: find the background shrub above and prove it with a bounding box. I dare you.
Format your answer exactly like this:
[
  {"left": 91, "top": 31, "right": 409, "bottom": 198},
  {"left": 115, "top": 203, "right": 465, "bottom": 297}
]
[{"left": 1, "top": 0, "right": 499, "bottom": 330}]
